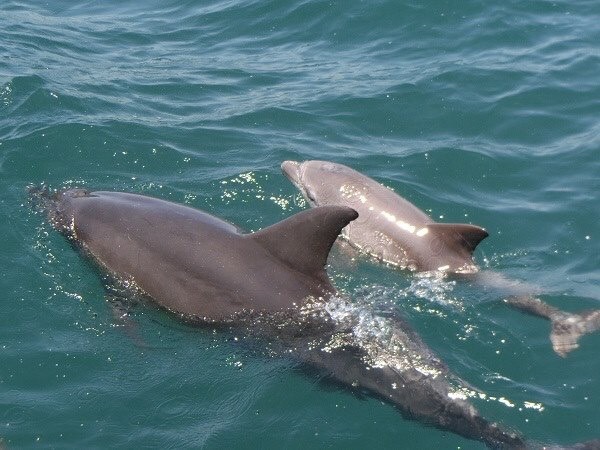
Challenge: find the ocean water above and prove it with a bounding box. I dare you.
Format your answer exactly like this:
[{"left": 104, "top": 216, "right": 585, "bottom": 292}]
[{"left": 1, "top": 0, "right": 599, "bottom": 448}]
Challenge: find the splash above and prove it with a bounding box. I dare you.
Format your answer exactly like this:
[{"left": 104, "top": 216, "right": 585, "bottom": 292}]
[
  {"left": 298, "top": 291, "right": 546, "bottom": 416},
  {"left": 407, "top": 271, "right": 460, "bottom": 307},
  {"left": 303, "top": 295, "right": 446, "bottom": 378}
]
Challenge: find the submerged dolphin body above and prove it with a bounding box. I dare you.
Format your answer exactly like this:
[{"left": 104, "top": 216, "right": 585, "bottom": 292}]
[
  {"left": 32, "top": 187, "right": 537, "bottom": 449},
  {"left": 281, "top": 160, "right": 600, "bottom": 356}
]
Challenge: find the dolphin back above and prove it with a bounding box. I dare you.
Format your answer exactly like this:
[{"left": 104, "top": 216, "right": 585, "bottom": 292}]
[{"left": 30, "top": 187, "right": 359, "bottom": 320}]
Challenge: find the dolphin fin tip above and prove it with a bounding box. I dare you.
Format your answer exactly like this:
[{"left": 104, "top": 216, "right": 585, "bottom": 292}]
[
  {"left": 250, "top": 206, "right": 358, "bottom": 278},
  {"left": 550, "top": 310, "right": 600, "bottom": 357}
]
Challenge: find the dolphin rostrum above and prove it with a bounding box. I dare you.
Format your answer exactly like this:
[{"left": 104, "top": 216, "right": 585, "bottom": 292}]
[
  {"left": 32, "top": 187, "right": 597, "bottom": 449},
  {"left": 281, "top": 160, "right": 600, "bottom": 357}
]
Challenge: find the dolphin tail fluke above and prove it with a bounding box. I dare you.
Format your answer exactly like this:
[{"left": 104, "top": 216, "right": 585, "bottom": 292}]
[
  {"left": 504, "top": 296, "right": 600, "bottom": 357},
  {"left": 549, "top": 310, "right": 600, "bottom": 357}
]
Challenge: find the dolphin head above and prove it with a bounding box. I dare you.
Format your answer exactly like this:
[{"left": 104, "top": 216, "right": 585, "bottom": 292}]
[
  {"left": 282, "top": 160, "right": 358, "bottom": 207},
  {"left": 281, "top": 160, "right": 315, "bottom": 204}
]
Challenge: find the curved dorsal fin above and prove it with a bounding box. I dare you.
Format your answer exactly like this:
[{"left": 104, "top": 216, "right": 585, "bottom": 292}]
[
  {"left": 250, "top": 206, "right": 358, "bottom": 279},
  {"left": 426, "top": 223, "right": 489, "bottom": 254}
]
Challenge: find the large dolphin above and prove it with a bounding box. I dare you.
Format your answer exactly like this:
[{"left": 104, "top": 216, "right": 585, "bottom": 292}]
[
  {"left": 32, "top": 188, "right": 597, "bottom": 449},
  {"left": 37, "top": 189, "right": 355, "bottom": 320},
  {"left": 282, "top": 160, "right": 600, "bottom": 357}
]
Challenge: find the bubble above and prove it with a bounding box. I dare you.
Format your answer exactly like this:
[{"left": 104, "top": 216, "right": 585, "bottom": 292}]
[{"left": 291, "top": 192, "right": 307, "bottom": 208}]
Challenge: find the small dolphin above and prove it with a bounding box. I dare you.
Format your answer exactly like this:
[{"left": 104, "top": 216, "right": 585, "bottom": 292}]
[
  {"left": 32, "top": 187, "right": 598, "bottom": 449},
  {"left": 283, "top": 160, "right": 488, "bottom": 273},
  {"left": 282, "top": 160, "right": 600, "bottom": 356}
]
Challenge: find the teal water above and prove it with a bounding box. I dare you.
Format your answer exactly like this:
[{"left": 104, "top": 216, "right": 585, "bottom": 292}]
[{"left": 1, "top": 0, "right": 599, "bottom": 448}]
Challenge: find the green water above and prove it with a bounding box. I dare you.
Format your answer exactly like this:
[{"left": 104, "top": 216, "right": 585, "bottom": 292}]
[{"left": 1, "top": 0, "right": 599, "bottom": 448}]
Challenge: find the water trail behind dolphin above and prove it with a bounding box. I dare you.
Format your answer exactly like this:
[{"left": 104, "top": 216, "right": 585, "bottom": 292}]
[{"left": 461, "top": 270, "right": 600, "bottom": 357}]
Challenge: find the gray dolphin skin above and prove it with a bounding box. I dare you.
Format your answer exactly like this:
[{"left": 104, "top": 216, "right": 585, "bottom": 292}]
[
  {"left": 39, "top": 189, "right": 357, "bottom": 321},
  {"left": 282, "top": 160, "right": 488, "bottom": 273},
  {"left": 281, "top": 160, "right": 600, "bottom": 357},
  {"left": 33, "top": 188, "right": 598, "bottom": 449}
]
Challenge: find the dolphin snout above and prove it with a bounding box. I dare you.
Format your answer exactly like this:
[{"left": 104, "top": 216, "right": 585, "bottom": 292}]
[{"left": 281, "top": 160, "right": 301, "bottom": 183}]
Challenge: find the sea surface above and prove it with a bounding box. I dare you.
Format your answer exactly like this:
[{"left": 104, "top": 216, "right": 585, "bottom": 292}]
[{"left": 1, "top": 0, "right": 599, "bottom": 448}]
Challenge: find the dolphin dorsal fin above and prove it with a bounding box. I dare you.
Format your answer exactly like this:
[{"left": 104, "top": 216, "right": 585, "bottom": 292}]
[
  {"left": 426, "top": 223, "right": 489, "bottom": 254},
  {"left": 250, "top": 206, "right": 358, "bottom": 279}
]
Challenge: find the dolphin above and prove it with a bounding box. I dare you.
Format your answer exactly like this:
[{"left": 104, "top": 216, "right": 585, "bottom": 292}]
[
  {"left": 282, "top": 161, "right": 488, "bottom": 274},
  {"left": 31, "top": 187, "right": 597, "bottom": 449},
  {"left": 36, "top": 188, "right": 356, "bottom": 321},
  {"left": 281, "top": 160, "right": 600, "bottom": 357}
]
